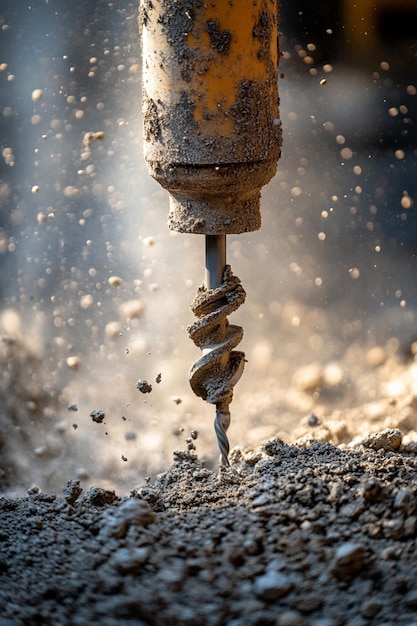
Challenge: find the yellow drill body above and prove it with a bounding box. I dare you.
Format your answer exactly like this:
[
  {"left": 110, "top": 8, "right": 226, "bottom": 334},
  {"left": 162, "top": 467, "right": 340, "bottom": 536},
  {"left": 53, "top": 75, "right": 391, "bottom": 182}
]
[{"left": 141, "top": 0, "right": 281, "bottom": 234}]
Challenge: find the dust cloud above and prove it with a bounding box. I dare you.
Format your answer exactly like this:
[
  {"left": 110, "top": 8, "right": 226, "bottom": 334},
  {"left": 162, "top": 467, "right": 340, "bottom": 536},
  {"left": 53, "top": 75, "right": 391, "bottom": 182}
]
[{"left": 1, "top": 2, "right": 417, "bottom": 494}]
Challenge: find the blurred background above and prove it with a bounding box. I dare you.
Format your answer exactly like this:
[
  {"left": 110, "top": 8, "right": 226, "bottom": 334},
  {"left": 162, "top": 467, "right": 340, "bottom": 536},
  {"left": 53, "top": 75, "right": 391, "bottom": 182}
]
[{"left": 0, "top": 1, "right": 417, "bottom": 494}]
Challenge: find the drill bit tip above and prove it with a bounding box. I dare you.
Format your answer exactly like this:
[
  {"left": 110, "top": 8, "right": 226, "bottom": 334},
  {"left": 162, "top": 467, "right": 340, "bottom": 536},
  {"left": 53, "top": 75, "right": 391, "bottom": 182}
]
[{"left": 214, "top": 401, "right": 231, "bottom": 466}]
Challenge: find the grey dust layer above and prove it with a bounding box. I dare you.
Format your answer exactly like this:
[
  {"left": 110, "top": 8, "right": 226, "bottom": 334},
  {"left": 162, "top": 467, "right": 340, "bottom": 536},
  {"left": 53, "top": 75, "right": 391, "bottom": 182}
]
[{"left": 2, "top": 433, "right": 417, "bottom": 626}]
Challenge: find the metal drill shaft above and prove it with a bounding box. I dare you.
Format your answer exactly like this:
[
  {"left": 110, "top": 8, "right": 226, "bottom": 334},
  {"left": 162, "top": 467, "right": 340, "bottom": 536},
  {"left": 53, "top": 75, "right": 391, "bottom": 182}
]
[
  {"left": 205, "top": 235, "right": 226, "bottom": 292},
  {"left": 188, "top": 235, "right": 246, "bottom": 466}
]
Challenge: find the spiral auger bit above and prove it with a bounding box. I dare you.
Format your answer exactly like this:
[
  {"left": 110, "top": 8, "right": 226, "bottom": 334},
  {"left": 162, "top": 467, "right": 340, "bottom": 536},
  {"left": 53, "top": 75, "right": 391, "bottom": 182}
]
[
  {"left": 188, "top": 238, "right": 246, "bottom": 464},
  {"left": 141, "top": 0, "right": 281, "bottom": 464}
]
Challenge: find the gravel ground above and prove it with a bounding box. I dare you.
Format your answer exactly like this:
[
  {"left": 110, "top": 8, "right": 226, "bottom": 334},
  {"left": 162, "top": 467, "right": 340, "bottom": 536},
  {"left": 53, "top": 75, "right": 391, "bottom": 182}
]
[{"left": 2, "top": 430, "right": 417, "bottom": 626}]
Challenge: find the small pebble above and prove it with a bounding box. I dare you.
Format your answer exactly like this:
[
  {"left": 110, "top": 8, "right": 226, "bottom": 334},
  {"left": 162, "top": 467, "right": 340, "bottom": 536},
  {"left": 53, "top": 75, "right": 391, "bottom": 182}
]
[
  {"left": 295, "top": 592, "right": 323, "bottom": 613},
  {"left": 111, "top": 547, "right": 150, "bottom": 573},
  {"left": 101, "top": 499, "right": 155, "bottom": 539},
  {"left": 254, "top": 570, "right": 292, "bottom": 600},
  {"left": 64, "top": 480, "right": 82, "bottom": 505},
  {"left": 331, "top": 542, "right": 365, "bottom": 579},
  {"left": 85, "top": 486, "right": 116, "bottom": 506},
  {"left": 27, "top": 485, "right": 41, "bottom": 495},
  {"left": 278, "top": 610, "right": 308, "bottom": 626},
  {"left": 307, "top": 413, "right": 321, "bottom": 427},
  {"left": 90, "top": 409, "right": 105, "bottom": 424},
  {"left": 361, "top": 598, "right": 382, "bottom": 618},
  {"left": 361, "top": 428, "right": 402, "bottom": 452},
  {"left": 136, "top": 379, "right": 152, "bottom": 394},
  {"left": 263, "top": 438, "right": 286, "bottom": 457},
  {"left": 244, "top": 451, "right": 262, "bottom": 466}
]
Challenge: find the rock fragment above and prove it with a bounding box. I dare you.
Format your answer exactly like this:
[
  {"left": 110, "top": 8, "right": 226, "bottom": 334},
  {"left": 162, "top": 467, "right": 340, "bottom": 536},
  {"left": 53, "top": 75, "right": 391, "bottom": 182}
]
[
  {"left": 64, "top": 480, "right": 82, "bottom": 505},
  {"left": 278, "top": 610, "right": 309, "bottom": 626},
  {"left": 85, "top": 487, "right": 117, "bottom": 506},
  {"left": 360, "top": 597, "right": 383, "bottom": 618},
  {"left": 330, "top": 542, "right": 365, "bottom": 580},
  {"left": 254, "top": 570, "right": 293, "bottom": 600},
  {"left": 394, "top": 488, "right": 417, "bottom": 512},
  {"left": 100, "top": 498, "right": 156, "bottom": 539},
  {"left": 296, "top": 592, "right": 324, "bottom": 613},
  {"left": 136, "top": 379, "right": 152, "bottom": 394},
  {"left": 243, "top": 450, "right": 262, "bottom": 465},
  {"left": 90, "top": 409, "right": 105, "bottom": 423},
  {"left": 110, "top": 547, "right": 150, "bottom": 573},
  {"left": 263, "top": 438, "right": 286, "bottom": 457},
  {"left": 360, "top": 428, "right": 402, "bottom": 451}
]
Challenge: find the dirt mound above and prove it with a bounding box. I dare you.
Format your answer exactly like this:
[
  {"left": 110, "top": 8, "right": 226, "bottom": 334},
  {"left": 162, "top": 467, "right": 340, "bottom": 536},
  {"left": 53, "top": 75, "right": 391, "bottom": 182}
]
[{"left": 1, "top": 438, "right": 417, "bottom": 626}]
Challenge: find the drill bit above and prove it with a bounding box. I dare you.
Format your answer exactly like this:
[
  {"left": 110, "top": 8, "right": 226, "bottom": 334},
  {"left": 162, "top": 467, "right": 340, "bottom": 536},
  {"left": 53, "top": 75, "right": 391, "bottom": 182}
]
[{"left": 188, "top": 234, "right": 245, "bottom": 465}]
